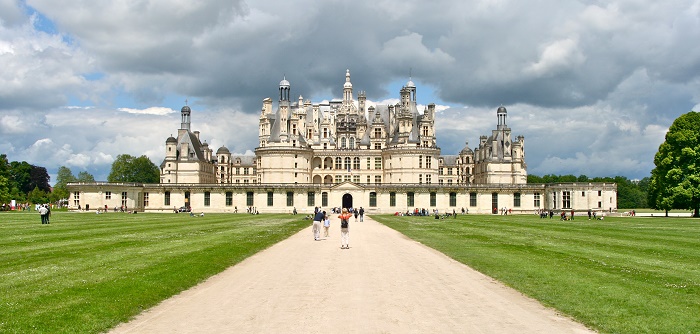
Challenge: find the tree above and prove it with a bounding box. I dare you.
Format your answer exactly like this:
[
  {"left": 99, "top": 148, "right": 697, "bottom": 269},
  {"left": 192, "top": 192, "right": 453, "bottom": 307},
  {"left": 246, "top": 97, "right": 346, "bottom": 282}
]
[
  {"left": 77, "top": 171, "right": 95, "bottom": 182},
  {"left": 53, "top": 166, "right": 77, "bottom": 202},
  {"left": 29, "top": 165, "right": 51, "bottom": 192},
  {"left": 0, "top": 175, "right": 11, "bottom": 204},
  {"left": 648, "top": 111, "right": 700, "bottom": 217},
  {"left": 108, "top": 154, "right": 160, "bottom": 183}
]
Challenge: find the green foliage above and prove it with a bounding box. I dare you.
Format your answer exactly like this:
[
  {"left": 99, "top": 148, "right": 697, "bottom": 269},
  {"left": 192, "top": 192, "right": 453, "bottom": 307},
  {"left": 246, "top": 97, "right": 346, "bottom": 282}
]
[
  {"left": 0, "top": 213, "right": 308, "bottom": 333},
  {"left": 27, "top": 186, "right": 49, "bottom": 204},
  {"left": 108, "top": 154, "right": 160, "bottom": 183},
  {"left": 374, "top": 214, "right": 700, "bottom": 334},
  {"left": 648, "top": 111, "right": 700, "bottom": 216},
  {"left": 0, "top": 175, "right": 10, "bottom": 204},
  {"left": 0, "top": 155, "right": 52, "bottom": 203},
  {"left": 77, "top": 171, "right": 96, "bottom": 182}
]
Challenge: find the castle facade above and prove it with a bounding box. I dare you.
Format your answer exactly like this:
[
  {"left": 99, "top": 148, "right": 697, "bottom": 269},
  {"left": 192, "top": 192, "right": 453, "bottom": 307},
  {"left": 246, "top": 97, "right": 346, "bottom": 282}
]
[{"left": 69, "top": 70, "right": 616, "bottom": 214}]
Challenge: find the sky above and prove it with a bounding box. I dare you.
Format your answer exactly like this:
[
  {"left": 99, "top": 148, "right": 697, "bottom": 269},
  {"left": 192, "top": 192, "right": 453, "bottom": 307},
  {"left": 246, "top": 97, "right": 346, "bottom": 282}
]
[{"left": 1, "top": 0, "right": 699, "bottom": 185}]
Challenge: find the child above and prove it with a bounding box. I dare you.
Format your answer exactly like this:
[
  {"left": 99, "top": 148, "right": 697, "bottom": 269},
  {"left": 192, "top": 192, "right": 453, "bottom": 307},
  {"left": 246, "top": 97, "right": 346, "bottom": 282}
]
[{"left": 323, "top": 211, "right": 330, "bottom": 237}]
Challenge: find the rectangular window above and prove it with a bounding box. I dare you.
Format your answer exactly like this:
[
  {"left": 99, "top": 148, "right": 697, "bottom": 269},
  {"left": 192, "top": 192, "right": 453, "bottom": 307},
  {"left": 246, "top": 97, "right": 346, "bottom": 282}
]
[
  {"left": 407, "top": 192, "right": 415, "bottom": 207},
  {"left": 105, "top": 191, "right": 111, "bottom": 200},
  {"left": 419, "top": 174, "right": 423, "bottom": 184},
  {"left": 366, "top": 158, "right": 371, "bottom": 169},
  {"left": 121, "top": 192, "right": 128, "bottom": 208},
  {"left": 390, "top": 192, "right": 396, "bottom": 207},
  {"left": 287, "top": 192, "right": 294, "bottom": 207},
  {"left": 470, "top": 192, "right": 477, "bottom": 207},
  {"left": 514, "top": 193, "right": 521, "bottom": 207},
  {"left": 367, "top": 175, "right": 370, "bottom": 184},
  {"left": 73, "top": 191, "right": 80, "bottom": 206},
  {"left": 369, "top": 192, "right": 377, "bottom": 207},
  {"left": 598, "top": 190, "right": 602, "bottom": 196},
  {"left": 267, "top": 192, "right": 274, "bottom": 206},
  {"left": 430, "top": 192, "right": 436, "bottom": 207},
  {"left": 563, "top": 191, "right": 571, "bottom": 209},
  {"left": 419, "top": 155, "right": 423, "bottom": 168},
  {"left": 307, "top": 192, "right": 315, "bottom": 207},
  {"left": 426, "top": 156, "right": 431, "bottom": 168},
  {"left": 534, "top": 192, "right": 541, "bottom": 207},
  {"left": 204, "top": 191, "right": 210, "bottom": 207},
  {"left": 374, "top": 157, "right": 382, "bottom": 169},
  {"left": 448, "top": 168, "right": 453, "bottom": 175},
  {"left": 582, "top": 191, "right": 586, "bottom": 197},
  {"left": 226, "top": 192, "right": 233, "bottom": 206},
  {"left": 374, "top": 143, "right": 381, "bottom": 150},
  {"left": 426, "top": 175, "right": 432, "bottom": 184},
  {"left": 164, "top": 191, "right": 170, "bottom": 206},
  {"left": 352, "top": 175, "right": 360, "bottom": 183},
  {"left": 246, "top": 192, "right": 254, "bottom": 207},
  {"left": 143, "top": 192, "right": 149, "bottom": 207},
  {"left": 491, "top": 193, "right": 498, "bottom": 214},
  {"left": 335, "top": 175, "right": 342, "bottom": 184},
  {"left": 374, "top": 175, "right": 381, "bottom": 184},
  {"left": 450, "top": 192, "right": 457, "bottom": 207},
  {"left": 322, "top": 192, "right": 328, "bottom": 207}
]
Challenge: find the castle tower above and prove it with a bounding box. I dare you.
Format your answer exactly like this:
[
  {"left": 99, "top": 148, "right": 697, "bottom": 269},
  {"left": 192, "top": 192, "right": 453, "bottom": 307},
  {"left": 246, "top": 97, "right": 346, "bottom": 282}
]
[{"left": 180, "top": 105, "right": 191, "bottom": 131}]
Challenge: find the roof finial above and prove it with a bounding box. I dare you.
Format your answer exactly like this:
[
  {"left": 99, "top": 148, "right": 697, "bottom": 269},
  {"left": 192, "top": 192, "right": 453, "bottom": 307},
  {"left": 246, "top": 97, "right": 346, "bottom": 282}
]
[{"left": 185, "top": 98, "right": 188, "bottom": 106}]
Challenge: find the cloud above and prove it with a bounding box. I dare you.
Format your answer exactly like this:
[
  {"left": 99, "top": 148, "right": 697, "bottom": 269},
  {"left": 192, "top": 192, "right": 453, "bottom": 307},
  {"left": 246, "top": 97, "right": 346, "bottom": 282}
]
[
  {"left": 118, "top": 107, "right": 176, "bottom": 115},
  {"left": 1, "top": 0, "right": 699, "bottom": 183}
]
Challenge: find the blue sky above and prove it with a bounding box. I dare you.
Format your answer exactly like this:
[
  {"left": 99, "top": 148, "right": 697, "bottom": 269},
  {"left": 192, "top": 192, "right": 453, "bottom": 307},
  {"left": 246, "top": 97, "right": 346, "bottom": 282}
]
[{"left": 1, "top": 0, "right": 699, "bottom": 184}]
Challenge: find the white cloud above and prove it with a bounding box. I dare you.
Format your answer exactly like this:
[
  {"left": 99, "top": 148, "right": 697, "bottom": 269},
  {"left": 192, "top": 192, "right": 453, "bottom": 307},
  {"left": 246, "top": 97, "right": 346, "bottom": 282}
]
[
  {"left": 118, "top": 107, "right": 176, "bottom": 115},
  {"left": 524, "top": 38, "right": 585, "bottom": 77},
  {"left": 0, "top": 0, "right": 698, "bottom": 183}
]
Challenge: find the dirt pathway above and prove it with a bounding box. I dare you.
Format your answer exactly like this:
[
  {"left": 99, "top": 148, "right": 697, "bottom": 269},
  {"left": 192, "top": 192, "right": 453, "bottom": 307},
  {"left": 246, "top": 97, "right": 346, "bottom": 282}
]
[{"left": 110, "top": 215, "right": 594, "bottom": 333}]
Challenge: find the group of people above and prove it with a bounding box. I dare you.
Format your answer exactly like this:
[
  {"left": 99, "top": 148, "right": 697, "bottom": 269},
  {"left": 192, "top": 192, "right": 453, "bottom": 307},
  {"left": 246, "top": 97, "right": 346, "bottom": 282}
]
[
  {"left": 312, "top": 206, "right": 355, "bottom": 249},
  {"left": 38, "top": 204, "right": 51, "bottom": 224}
]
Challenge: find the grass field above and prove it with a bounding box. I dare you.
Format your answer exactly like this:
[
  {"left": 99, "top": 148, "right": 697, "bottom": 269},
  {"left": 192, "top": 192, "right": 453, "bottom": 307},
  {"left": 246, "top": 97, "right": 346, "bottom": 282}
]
[
  {"left": 0, "top": 211, "right": 309, "bottom": 333},
  {"left": 2, "top": 212, "right": 699, "bottom": 333},
  {"left": 372, "top": 214, "right": 700, "bottom": 334}
]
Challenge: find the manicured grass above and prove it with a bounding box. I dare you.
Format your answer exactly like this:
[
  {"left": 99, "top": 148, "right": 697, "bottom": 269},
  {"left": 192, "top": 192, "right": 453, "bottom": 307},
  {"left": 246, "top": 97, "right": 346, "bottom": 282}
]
[
  {"left": 372, "top": 214, "right": 700, "bottom": 334},
  {"left": 0, "top": 211, "right": 309, "bottom": 333}
]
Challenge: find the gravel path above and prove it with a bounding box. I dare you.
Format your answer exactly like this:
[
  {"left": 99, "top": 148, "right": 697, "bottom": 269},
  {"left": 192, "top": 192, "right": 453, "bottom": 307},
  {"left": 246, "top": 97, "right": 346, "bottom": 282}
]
[{"left": 110, "top": 215, "right": 594, "bottom": 333}]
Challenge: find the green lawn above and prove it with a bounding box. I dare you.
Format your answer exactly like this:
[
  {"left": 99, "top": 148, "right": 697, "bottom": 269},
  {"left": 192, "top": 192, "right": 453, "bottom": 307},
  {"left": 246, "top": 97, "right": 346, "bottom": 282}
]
[
  {"left": 372, "top": 214, "right": 700, "bottom": 334},
  {"left": 0, "top": 211, "right": 309, "bottom": 333}
]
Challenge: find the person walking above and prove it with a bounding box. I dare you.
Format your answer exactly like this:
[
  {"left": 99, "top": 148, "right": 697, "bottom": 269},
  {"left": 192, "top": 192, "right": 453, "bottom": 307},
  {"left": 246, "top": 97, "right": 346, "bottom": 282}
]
[
  {"left": 323, "top": 211, "right": 330, "bottom": 237},
  {"left": 359, "top": 207, "right": 364, "bottom": 222},
  {"left": 338, "top": 208, "right": 352, "bottom": 249},
  {"left": 312, "top": 209, "right": 324, "bottom": 241}
]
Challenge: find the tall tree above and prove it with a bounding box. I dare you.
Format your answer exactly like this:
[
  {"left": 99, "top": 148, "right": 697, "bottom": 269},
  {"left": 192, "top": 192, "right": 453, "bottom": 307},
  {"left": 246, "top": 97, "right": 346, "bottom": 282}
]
[
  {"left": 648, "top": 111, "right": 700, "bottom": 217},
  {"left": 53, "top": 166, "right": 77, "bottom": 201},
  {"left": 108, "top": 154, "right": 160, "bottom": 183},
  {"left": 29, "top": 166, "right": 51, "bottom": 192}
]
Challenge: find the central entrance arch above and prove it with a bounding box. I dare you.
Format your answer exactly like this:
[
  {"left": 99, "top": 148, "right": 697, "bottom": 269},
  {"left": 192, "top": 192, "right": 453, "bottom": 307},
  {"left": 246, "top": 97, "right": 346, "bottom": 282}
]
[{"left": 342, "top": 193, "right": 353, "bottom": 209}]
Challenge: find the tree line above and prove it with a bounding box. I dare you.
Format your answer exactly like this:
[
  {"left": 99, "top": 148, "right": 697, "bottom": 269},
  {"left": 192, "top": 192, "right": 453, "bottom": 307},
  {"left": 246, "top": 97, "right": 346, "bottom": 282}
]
[
  {"left": 527, "top": 174, "right": 649, "bottom": 209},
  {"left": 0, "top": 154, "right": 160, "bottom": 207}
]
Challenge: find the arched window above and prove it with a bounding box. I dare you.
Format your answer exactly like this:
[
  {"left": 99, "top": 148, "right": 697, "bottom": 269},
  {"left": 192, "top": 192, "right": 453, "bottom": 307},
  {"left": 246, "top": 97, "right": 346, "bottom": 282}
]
[
  {"left": 344, "top": 157, "right": 351, "bottom": 171},
  {"left": 349, "top": 137, "right": 355, "bottom": 149},
  {"left": 335, "top": 157, "right": 342, "bottom": 169},
  {"left": 341, "top": 137, "right": 347, "bottom": 149},
  {"left": 353, "top": 157, "right": 360, "bottom": 170}
]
